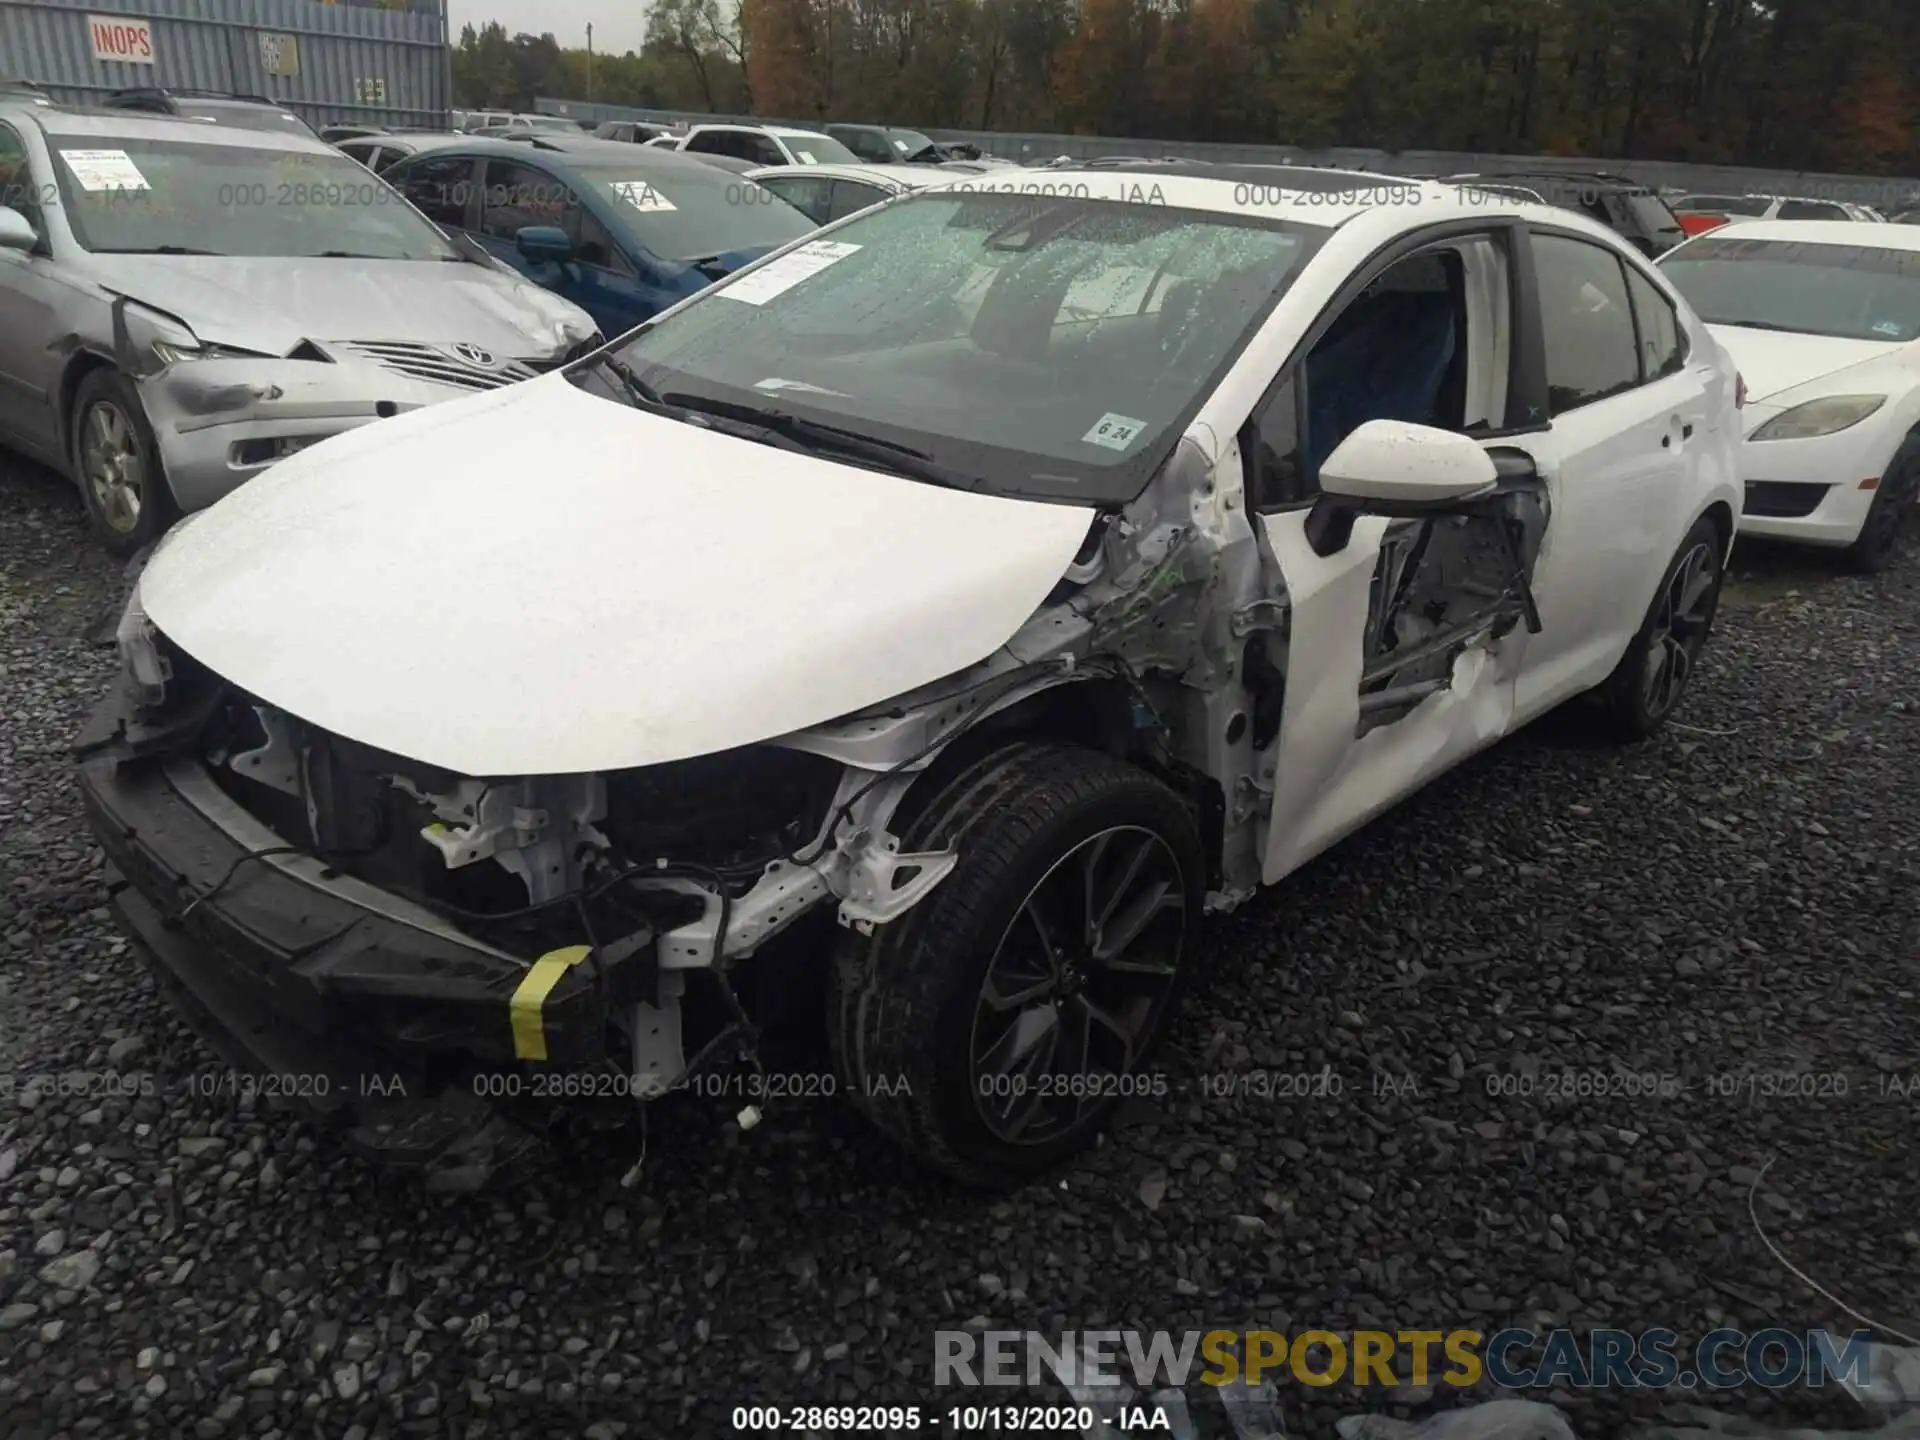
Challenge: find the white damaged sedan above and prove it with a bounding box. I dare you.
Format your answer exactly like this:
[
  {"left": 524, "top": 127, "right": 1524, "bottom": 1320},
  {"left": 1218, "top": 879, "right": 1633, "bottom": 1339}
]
[
  {"left": 77, "top": 166, "right": 1742, "bottom": 1190},
  {"left": 1659, "top": 220, "right": 1920, "bottom": 569}
]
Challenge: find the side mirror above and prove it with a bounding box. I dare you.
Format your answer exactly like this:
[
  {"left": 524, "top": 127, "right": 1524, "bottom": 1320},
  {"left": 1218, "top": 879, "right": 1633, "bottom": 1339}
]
[
  {"left": 515, "top": 225, "right": 574, "bottom": 264},
  {"left": 0, "top": 205, "right": 37, "bottom": 252},
  {"left": 1306, "top": 419, "right": 1501, "bottom": 557}
]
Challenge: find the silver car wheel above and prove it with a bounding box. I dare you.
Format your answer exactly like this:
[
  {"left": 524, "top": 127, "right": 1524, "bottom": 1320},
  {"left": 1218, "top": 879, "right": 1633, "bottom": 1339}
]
[{"left": 80, "top": 400, "right": 144, "bottom": 535}]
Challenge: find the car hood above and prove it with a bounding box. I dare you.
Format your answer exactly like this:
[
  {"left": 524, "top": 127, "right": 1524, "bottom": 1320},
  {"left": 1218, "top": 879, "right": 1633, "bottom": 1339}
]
[
  {"left": 82, "top": 255, "right": 596, "bottom": 359},
  {"left": 1707, "top": 324, "right": 1907, "bottom": 402},
  {"left": 137, "top": 375, "right": 1097, "bottom": 777}
]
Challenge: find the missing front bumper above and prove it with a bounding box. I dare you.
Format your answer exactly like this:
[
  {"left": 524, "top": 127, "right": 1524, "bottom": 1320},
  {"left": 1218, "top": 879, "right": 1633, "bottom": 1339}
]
[{"left": 77, "top": 707, "right": 636, "bottom": 1187}]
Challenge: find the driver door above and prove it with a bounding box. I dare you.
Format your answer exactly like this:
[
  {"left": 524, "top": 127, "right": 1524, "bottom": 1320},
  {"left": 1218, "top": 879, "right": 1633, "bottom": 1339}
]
[{"left": 1249, "top": 226, "right": 1549, "bottom": 883}]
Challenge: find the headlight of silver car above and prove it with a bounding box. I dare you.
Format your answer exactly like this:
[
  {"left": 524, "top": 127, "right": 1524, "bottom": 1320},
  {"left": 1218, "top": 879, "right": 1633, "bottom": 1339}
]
[
  {"left": 150, "top": 339, "right": 272, "bottom": 366},
  {"left": 1749, "top": 394, "right": 1887, "bottom": 441}
]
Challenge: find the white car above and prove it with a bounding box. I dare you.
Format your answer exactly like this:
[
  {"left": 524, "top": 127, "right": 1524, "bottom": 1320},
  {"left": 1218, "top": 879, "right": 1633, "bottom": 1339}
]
[
  {"left": 1659, "top": 219, "right": 1920, "bottom": 568},
  {"left": 79, "top": 164, "right": 1742, "bottom": 1190},
  {"left": 1673, "top": 193, "right": 1887, "bottom": 225},
  {"left": 743, "top": 162, "right": 940, "bottom": 225},
  {"left": 677, "top": 122, "right": 859, "bottom": 168}
]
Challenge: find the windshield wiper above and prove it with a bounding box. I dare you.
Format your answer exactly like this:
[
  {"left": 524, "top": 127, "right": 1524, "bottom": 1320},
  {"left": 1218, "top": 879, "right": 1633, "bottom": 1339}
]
[
  {"left": 1709, "top": 318, "right": 1804, "bottom": 332},
  {"left": 310, "top": 250, "right": 405, "bottom": 259},
  {"left": 659, "top": 392, "right": 975, "bottom": 488},
  {"left": 578, "top": 352, "right": 671, "bottom": 412},
  {"left": 93, "top": 245, "right": 225, "bottom": 255}
]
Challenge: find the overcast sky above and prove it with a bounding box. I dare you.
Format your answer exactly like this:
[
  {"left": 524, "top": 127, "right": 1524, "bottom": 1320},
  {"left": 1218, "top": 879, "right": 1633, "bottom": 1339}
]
[{"left": 447, "top": 0, "right": 650, "bottom": 58}]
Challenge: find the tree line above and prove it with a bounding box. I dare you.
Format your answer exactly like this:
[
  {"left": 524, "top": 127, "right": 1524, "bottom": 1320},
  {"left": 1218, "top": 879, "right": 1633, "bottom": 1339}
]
[{"left": 452, "top": 0, "right": 1920, "bottom": 174}]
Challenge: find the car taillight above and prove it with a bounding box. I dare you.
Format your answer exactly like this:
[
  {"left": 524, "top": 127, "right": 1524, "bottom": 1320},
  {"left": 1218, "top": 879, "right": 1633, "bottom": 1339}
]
[{"left": 1735, "top": 373, "right": 1748, "bottom": 409}]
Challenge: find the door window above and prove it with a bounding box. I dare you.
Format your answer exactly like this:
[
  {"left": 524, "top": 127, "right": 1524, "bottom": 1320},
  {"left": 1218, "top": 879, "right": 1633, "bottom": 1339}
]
[
  {"left": 395, "top": 154, "right": 476, "bottom": 228},
  {"left": 826, "top": 180, "right": 890, "bottom": 222},
  {"left": 687, "top": 129, "right": 748, "bottom": 160},
  {"left": 1624, "top": 267, "right": 1687, "bottom": 380},
  {"left": 0, "top": 122, "right": 41, "bottom": 233},
  {"left": 480, "top": 160, "right": 569, "bottom": 239},
  {"left": 575, "top": 206, "right": 635, "bottom": 276},
  {"left": 759, "top": 174, "right": 831, "bottom": 224},
  {"left": 1532, "top": 233, "right": 1641, "bottom": 414}
]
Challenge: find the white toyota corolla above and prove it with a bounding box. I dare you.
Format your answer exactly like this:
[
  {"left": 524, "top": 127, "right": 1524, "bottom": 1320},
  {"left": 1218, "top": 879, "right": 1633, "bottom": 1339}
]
[
  {"left": 77, "top": 166, "right": 1743, "bottom": 1190},
  {"left": 1659, "top": 219, "right": 1920, "bottom": 569}
]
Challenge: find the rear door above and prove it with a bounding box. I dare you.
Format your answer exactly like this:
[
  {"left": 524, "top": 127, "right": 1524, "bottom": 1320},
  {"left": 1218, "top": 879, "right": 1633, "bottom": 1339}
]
[{"left": 1506, "top": 228, "right": 1716, "bottom": 715}]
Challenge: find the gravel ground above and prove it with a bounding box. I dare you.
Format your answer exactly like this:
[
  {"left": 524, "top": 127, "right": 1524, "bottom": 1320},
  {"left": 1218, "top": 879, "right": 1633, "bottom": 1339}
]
[{"left": 1, "top": 452, "right": 1916, "bottom": 1440}]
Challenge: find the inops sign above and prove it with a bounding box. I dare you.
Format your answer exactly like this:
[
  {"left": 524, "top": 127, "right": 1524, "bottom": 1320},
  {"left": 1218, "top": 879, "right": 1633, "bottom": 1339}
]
[{"left": 88, "top": 14, "right": 156, "bottom": 64}]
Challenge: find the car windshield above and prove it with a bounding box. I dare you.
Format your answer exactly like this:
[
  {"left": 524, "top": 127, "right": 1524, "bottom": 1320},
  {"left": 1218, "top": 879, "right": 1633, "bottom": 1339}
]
[
  {"left": 524, "top": 116, "right": 578, "bottom": 133},
  {"left": 574, "top": 163, "right": 815, "bottom": 261},
  {"left": 1660, "top": 235, "right": 1920, "bottom": 342},
  {"left": 607, "top": 191, "right": 1324, "bottom": 503},
  {"left": 49, "top": 136, "right": 461, "bottom": 259},
  {"left": 783, "top": 133, "right": 859, "bottom": 165},
  {"left": 886, "top": 129, "right": 935, "bottom": 157}
]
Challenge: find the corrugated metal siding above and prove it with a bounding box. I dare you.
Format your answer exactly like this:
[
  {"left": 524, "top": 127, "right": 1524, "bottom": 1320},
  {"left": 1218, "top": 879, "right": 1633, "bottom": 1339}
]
[
  {"left": 2, "top": 0, "right": 449, "bottom": 128},
  {"left": 539, "top": 98, "right": 1920, "bottom": 209}
]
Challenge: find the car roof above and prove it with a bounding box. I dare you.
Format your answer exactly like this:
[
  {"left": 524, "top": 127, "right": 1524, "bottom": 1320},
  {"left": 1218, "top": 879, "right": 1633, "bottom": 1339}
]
[
  {"left": 691, "top": 122, "right": 833, "bottom": 140},
  {"left": 26, "top": 106, "right": 336, "bottom": 153},
  {"left": 1450, "top": 169, "right": 1652, "bottom": 192},
  {"left": 744, "top": 162, "right": 922, "bottom": 188},
  {"left": 1682, "top": 219, "right": 1920, "bottom": 250},
  {"left": 382, "top": 133, "right": 750, "bottom": 180},
  {"left": 923, "top": 162, "right": 1581, "bottom": 232}
]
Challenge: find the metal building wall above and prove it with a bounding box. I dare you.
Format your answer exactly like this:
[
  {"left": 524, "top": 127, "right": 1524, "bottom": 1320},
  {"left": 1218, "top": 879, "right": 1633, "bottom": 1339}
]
[
  {"left": 538, "top": 97, "right": 1920, "bottom": 209},
  {"left": 2, "top": 0, "right": 450, "bottom": 129}
]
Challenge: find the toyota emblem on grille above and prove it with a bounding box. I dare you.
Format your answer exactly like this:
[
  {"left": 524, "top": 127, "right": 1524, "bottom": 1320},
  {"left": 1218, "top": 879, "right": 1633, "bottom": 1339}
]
[{"left": 451, "top": 342, "right": 499, "bottom": 368}]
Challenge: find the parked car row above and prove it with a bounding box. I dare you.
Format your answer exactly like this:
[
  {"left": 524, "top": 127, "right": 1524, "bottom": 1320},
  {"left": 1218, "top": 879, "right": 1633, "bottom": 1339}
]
[{"left": 1670, "top": 191, "right": 1890, "bottom": 235}]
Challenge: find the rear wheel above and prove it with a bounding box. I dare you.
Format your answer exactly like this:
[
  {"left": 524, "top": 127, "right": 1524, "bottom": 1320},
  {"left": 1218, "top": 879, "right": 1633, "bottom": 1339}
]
[
  {"left": 1841, "top": 441, "right": 1920, "bottom": 574},
  {"left": 71, "top": 369, "right": 171, "bottom": 557},
  {"left": 1591, "top": 514, "right": 1725, "bottom": 741},
  {"left": 829, "top": 743, "right": 1203, "bottom": 1188}
]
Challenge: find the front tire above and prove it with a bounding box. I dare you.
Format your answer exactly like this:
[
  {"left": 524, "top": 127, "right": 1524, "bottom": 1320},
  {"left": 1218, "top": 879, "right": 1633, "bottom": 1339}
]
[
  {"left": 71, "top": 369, "right": 171, "bottom": 557},
  {"left": 1841, "top": 441, "right": 1920, "bottom": 574},
  {"left": 829, "top": 743, "right": 1203, "bottom": 1188},
  {"left": 1591, "top": 514, "right": 1725, "bottom": 741}
]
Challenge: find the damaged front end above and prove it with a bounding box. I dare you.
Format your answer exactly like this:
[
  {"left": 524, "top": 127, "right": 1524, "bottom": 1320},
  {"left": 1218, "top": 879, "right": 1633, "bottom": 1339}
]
[
  {"left": 106, "top": 295, "right": 589, "bottom": 513},
  {"left": 75, "top": 593, "right": 970, "bottom": 1188}
]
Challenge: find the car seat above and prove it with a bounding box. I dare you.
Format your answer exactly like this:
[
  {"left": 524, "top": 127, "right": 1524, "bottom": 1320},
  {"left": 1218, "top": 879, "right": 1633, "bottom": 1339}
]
[{"left": 1304, "top": 288, "right": 1459, "bottom": 478}]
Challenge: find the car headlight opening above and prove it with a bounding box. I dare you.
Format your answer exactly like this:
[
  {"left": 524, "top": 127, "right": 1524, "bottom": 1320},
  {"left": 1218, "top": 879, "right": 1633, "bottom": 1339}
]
[
  {"left": 114, "top": 586, "right": 172, "bottom": 707},
  {"left": 1750, "top": 394, "right": 1887, "bottom": 441}
]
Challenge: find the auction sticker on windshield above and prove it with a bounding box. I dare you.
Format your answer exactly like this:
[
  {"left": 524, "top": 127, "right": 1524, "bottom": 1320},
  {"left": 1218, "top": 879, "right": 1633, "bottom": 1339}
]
[
  {"left": 611, "top": 180, "right": 675, "bottom": 212},
  {"left": 1082, "top": 413, "right": 1147, "bottom": 451},
  {"left": 59, "top": 150, "right": 149, "bottom": 192},
  {"left": 719, "top": 240, "right": 861, "bottom": 306}
]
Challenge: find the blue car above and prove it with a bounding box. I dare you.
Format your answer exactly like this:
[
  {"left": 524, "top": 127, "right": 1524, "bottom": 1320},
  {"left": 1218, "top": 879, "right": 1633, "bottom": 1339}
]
[{"left": 380, "top": 136, "right": 815, "bottom": 339}]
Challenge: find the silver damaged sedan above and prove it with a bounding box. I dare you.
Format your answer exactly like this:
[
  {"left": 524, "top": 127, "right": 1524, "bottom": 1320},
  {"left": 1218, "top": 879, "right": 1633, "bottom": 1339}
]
[{"left": 0, "top": 102, "right": 600, "bottom": 552}]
